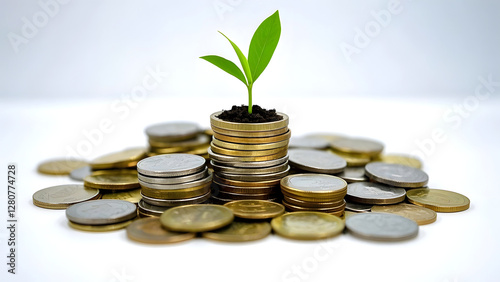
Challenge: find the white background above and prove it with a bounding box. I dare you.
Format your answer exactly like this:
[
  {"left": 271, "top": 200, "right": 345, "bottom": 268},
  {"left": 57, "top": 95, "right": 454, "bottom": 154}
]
[{"left": 1, "top": 1, "right": 500, "bottom": 282}]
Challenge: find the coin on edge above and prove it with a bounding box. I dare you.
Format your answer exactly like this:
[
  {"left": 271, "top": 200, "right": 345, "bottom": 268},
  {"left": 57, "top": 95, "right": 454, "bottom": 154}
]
[
  {"left": 271, "top": 212, "right": 344, "bottom": 240},
  {"left": 224, "top": 200, "right": 285, "bottom": 219},
  {"left": 160, "top": 204, "right": 234, "bottom": 232},
  {"left": 406, "top": 188, "right": 470, "bottom": 212},
  {"left": 127, "top": 217, "right": 195, "bottom": 244},
  {"left": 371, "top": 203, "right": 437, "bottom": 225},
  {"left": 202, "top": 221, "right": 271, "bottom": 242},
  {"left": 33, "top": 184, "right": 100, "bottom": 209},
  {"left": 346, "top": 213, "right": 418, "bottom": 241},
  {"left": 38, "top": 159, "right": 87, "bottom": 175}
]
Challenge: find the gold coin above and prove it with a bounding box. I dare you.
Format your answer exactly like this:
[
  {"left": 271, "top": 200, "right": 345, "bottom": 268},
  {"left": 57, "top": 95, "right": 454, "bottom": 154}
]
[
  {"left": 212, "top": 138, "right": 289, "bottom": 151},
  {"left": 149, "top": 134, "right": 209, "bottom": 148},
  {"left": 224, "top": 200, "right": 285, "bottom": 219},
  {"left": 213, "top": 130, "right": 291, "bottom": 145},
  {"left": 213, "top": 174, "right": 281, "bottom": 187},
  {"left": 212, "top": 125, "right": 289, "bottom": 138},
  {"left": 126, "top": 217, "right": 195, "bottom": 244},
  {"left": 211, "top": 161, "right": 289, "bottom": 175},
  {"left": 304, "top": 133, "right": 345, "bottom": 142},
  {"left": 84, "top": 170, "right": 139, "bottom": 190},
  {"left": 202, "top": 221, "right": 271, "bottom": 242},
  {"left": 406, "top": 188, "right": 470, "bottom": 212},
  {"left": 377, "top": 154, "right": 423, "bottom": 169},
  {"left": 101, "top": 188, "right": 142, "bottom": 204},
  {"left": 281, "top": 174, "right": 347, "bottom": 199},
  {"left": 204, "top": 129, "right": 214, "bottom": 136},
  {"left": 32, "top": 184, "right": 100, "bottom": 209},
  {"left": 216, "top": 190, "right": 278, "bottom": 201},
  {"left": 282, "top": 200, "right": 345, "bottom": 213},
  {"left": 283, "top": 195, "right": 345, "bottom": 209},
  {"left": 210, "top": 143, "right": 287, "bottom": 157},
  {"left": 210, "top": 111, "right": 289, "bottom": 131},
  {"left": 371, "top": 203, "right": 437, "bottom": 225},
  {"left": 271, "top": 212, "right": 344, "bottom": 240},
  {"left": 89, "top": 147, "right": 147, "bottom": 170},
  {"left": 208, "top": 147, "right": 288, "bottom": 162},
  {"left": 160, "top": 204, "right": 234, "bottom": 232},
  {"left": 141, "top": 182, "right": 212, "bottom": 200},
  {"left": 215, "top": 166, "right": 289, "bottom": 182},
  {"left": 214, "top": 181, "right": 279, "bottom": 194},
  {"left": 68, "top": 219, "right": 133, "bottom": 232},
  {"left": 329, "top": 150, "right": 371, "bottom": 167},
  {"left": 38, "top": 159, "right": 87, "bottom": 175},
  {"left": 330, "top": 137, "right": 384, "bottom": 158}
]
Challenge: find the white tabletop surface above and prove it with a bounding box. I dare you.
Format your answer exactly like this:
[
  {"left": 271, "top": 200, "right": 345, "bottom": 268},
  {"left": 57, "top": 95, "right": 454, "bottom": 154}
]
[{"left": 1, "top": 95, "right": 499, "bottom": 282}]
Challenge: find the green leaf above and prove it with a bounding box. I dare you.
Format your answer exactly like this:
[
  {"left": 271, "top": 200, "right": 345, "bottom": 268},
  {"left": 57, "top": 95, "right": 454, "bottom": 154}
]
[
  {"left": 219, "top": 31, "right": 253, "bottom": 85},
  {"left": 200, "top": 55, "right": 247, "bottom": 85},
  {"left": 248, "top": 10, "right": 281, "bottom": 82}
]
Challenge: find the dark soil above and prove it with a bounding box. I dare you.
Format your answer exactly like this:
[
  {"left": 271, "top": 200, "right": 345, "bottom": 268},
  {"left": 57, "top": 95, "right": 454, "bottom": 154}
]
[{"left": 217, "top": 105, "right": 283, "bottom": 123}]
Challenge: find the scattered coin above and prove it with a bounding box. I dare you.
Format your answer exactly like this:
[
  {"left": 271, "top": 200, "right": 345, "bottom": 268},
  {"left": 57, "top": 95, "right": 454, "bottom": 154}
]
[
  {"left": 38, "top": 159, "right": 87, "bottom": 175},
  {"left": 406, "top": 188, "right": 470, "bottom": 212},
  {"left": 84, "top": 169, "right": 139, "bottom": 190},
  {"left": 68, "top": 220, "right": 134, "bottom": 232},
  {"left": 224, "top": 200, "right": 285, "bottom": 219},
  {"left": 69, "top": 165, "right": 92, "bottom": 181},
  {"left": 346, "top": 213, "right": 418, "bottom": 241},
  {"left": 371, "top": 203, "right": 437, "bottom": 225},
  {"left": 304, "top": 133, "right": 345, "bottom": 142},
  {"left": 202, "top": 221, "right": 271, "bottom": 242},
  {"left": 137, "top": 154, "right": 206, "bottom": 177},
  {"left": 377, "top": 154, "right": 423, "bottom": 169},
  {"left": 66, "top": 199, "right": 137, "bottom": 225},
  {"left": 329, "top": 150, "right": 371, "bottom": 167},
  {"left": 145, "top": 121, "right": 201, "bottom": 142},
  {"left": 101, "top": 188, "right": 142, "bottom": 204},
  {"left": 33, "top": 184, "right": 100, "bottom": 209},
  {"left": 127, "top": 217, "right": 195, "bottom": 244},
  {"left": 346, "top": 182, "right": 406, "bottom": 205},
  {"left": 330, "top": 137, "right": 384, "bottom": 157},
  {"left": 160, "top": 204, "right": 234, "bottom": 232},
  {"left": 89, "top": 147, "right": 146, "bottom": 170},
  {"left": 336, "top": 167, "right": 368, "bottom": 183},
  {"left": 289, "top": 136, "right": 330, "bottom": 149},
  {"left": 288, "top": 148, "right": 346, "bottom": 174},
  {"left": 271, "top": 212, "right": 345, "bottom": 240},
  {"left": 365, "top": 162, "right": 429, "bottom": 188}
]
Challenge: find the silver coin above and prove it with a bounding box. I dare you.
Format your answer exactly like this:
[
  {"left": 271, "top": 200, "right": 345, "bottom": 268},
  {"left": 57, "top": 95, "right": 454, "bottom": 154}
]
[
  {"left": 138, "top": 200, "right": 169, "bottom": 217},
  {"left": 346, "top": 213, "right": 419, "bottom": 241},
  {"left": 145, "top": 121, "right": 200, "bottom": 141},
  {"left": 346, "top": 182, "right": 406, "bottom": 205},
  {"left": 365, "top": 162, "right": 429, "bottom": 188},
  {"left": 137, "top": 154, "right": 206, "bottom": 177},
  {"left": 215, "top": 166, "right": 290, "bottom": 182},
  {"left": 33, "top": 184, "right": 100, "bottom": 209},
  {"left": 211, "top": 155, "right": 289, "bottom": 168},
  {"left": 345, "top": 201, "right": 372, "bottom": 213},
  {"left": 138, "top": 168, "right": 208, "bottom": 185},
  {"left": 336, "top": 167, "right": 368, "bottom": 183},
  {"left": 66, "top": 199, "right": 137, "bottom": 225},
  {"left": 288, "top": 148, "right": 346, "bottom": 174},
  {"left": 211, "top": 161, "right": 289, "bottom": 175},
  {"left": 138, "top": 172, "right": 213, "bottom": 190},
  {"left": 281, "top": 174, "right": 347, "bottom": 194},
  {"left": 330, "top": 137, "right": 384, "bottom": 156},
  {"left": 289, "top": 136, "right": 330, "bottom": 150},
  {"left": 69, "top": 166, "right": 92, "bottom": 181},
  {"left": 141, "top": 191, "right": 211, "bottom": 207},
  {"left": 149, "top": 133, "right": 209, "bottom": 148}
]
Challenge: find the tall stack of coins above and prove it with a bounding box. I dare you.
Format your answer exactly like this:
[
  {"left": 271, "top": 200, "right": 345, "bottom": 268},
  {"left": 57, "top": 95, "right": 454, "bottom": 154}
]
[
  {"left": 145, "top": 121, "right": 210, "bottom": 159},
  {"left": 208, "top": 111, "right": 291, "bottom": 203},
  {"left": 280, "top": 174, "right": 347, "bottom": 217},
  {"left": 136, "top": 154, "right": 212, "bottom": 217}
]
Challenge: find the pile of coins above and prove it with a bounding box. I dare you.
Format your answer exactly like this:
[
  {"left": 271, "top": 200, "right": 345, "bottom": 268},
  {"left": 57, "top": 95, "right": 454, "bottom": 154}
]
[
  {"left": 280, "top": 174, "right": 347, "bottom": 217},
  {"left": 145, "top": 121, "right": 210, "bottom": 159},
  {"left": 136, "top": 154, "right": 212, "bottom": 217},
  {"left": 208, "top": 111, "right": 291, "bottom": 203}
]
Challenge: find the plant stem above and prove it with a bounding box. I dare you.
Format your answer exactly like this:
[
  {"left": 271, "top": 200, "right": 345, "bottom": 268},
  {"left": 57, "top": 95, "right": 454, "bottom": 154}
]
[{"left": 247, "top": 83, "right": 253, "bottom": 114}]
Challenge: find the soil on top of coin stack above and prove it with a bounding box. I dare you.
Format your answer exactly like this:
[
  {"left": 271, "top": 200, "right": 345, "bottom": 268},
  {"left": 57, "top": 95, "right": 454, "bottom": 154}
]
[{"left": 217, "top": 105, "right": 283, "bottom": 123}]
